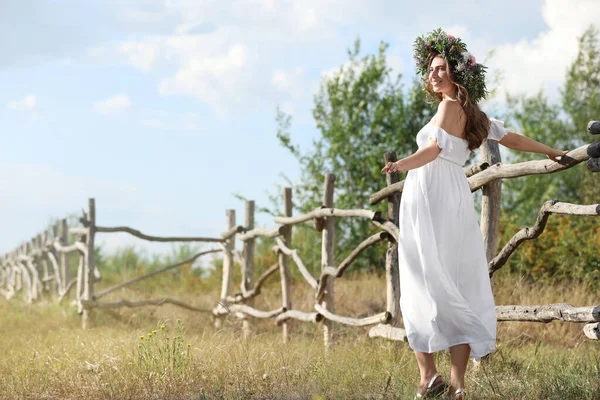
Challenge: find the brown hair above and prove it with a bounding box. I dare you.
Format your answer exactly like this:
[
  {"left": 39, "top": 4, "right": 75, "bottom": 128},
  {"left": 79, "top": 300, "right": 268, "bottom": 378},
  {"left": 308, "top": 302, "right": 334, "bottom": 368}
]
[{"left": 424, "top": 53, "right": 488, "bottom": 151}]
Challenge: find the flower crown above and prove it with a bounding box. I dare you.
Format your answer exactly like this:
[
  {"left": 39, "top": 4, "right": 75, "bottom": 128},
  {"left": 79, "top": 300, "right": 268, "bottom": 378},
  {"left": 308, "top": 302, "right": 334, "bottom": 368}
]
[{"left": 413, "top": 28, "right": 488, "bottom": 104}]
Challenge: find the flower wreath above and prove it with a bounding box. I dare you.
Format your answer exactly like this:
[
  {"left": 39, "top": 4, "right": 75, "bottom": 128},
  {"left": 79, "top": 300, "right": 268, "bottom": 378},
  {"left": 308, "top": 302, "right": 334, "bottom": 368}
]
[{"left": 413, "top": 28, "right": 488, "bottom": 104}]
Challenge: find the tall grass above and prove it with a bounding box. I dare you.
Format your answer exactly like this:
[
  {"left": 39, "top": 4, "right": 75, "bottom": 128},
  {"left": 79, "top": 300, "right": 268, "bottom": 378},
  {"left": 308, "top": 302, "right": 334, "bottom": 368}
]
[{"left": 0, "top": 267, "right": 598, "bottom": 399}]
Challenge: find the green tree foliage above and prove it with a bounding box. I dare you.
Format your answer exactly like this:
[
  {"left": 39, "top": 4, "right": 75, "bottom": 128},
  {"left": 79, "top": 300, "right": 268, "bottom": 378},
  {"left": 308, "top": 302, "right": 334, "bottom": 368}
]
[
  {"left": 562, "top": 25, "right": 600, "bottom": 204},
  {"left": 503, "top": 26, "right": 600, "bottom": 222},
  {"left": 276, "top": 38, "right": 433, "bottom": 270},
  {"left": 499, "top": 212, "right": 600, "bottom": 284},
  {"left": 502, "top": 92, "right": 578, "bottom": 221},
  {"left": 500, "top": 26, "right": 600, "bottom": 282}
]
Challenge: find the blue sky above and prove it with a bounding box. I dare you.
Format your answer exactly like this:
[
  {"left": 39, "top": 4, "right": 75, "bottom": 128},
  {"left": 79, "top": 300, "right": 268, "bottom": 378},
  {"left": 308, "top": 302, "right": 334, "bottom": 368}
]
[{"left": 1, "top": 0, "right": 599, "bottom": 258}]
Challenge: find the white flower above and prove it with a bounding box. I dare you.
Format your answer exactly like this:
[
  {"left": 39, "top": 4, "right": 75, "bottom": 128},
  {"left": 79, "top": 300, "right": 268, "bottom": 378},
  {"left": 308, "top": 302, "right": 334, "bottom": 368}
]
[{"left": 461, "top": 51, "right": 471, "bottom": 62}]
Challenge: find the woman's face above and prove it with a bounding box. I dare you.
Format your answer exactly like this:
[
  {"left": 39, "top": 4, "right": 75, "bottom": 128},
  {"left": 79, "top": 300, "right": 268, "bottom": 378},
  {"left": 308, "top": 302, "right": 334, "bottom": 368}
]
[{"left": 428, "top": 55, "right": 453, "bottom": 95}]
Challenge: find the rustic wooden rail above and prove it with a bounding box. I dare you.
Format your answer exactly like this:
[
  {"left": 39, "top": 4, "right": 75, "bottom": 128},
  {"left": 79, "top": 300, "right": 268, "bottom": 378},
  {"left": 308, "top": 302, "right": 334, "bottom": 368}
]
[{"left": 2, "top": 121, "right": 600, "bottom": 345}]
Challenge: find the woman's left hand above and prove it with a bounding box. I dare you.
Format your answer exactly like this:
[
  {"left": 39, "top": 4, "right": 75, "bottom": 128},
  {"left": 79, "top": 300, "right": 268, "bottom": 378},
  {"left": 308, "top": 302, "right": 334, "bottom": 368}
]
[
  {"left": 381, "top": 162, "right": 395, "bottom": 173},
  {"left": 546, "top": 149, "right": 569, "bottom": 162},
  {"left": 382, "top": 161, "right": 403, "bottom": 173}
]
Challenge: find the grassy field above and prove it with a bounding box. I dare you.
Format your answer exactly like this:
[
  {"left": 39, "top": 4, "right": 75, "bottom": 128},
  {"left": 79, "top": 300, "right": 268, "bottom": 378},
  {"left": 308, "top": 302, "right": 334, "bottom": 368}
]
[{"left": 0, "top": 272, "right": 598, "bottom": 399}]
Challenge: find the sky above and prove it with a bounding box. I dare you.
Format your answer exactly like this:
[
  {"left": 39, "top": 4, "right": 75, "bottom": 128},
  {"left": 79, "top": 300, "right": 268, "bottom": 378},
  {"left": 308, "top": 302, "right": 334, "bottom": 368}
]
[{"left": 1, "top": 0, "right": 600, "bottom": 259}]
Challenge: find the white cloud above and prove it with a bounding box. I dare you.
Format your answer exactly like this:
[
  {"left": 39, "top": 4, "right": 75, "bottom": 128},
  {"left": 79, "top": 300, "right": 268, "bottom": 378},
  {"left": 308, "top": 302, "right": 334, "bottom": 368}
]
[
  {"left": 272, "top": 67, "right": 305, "bottom": 96},
  {"left": 442, "top": 25, "right": 470, "bottom": 41},
  {"left": 158, "top": 43, "right": 256, "bottom": 113},
  {"left": 7, "top": 95, "right": 37, "bottom": 113},
  {"left": 119, "top": 41, "right": 159, "bottom": 71},
  {"left": 486, "top": 0, "right": 600, "bottom": 103},
  {"left": 4, "top": 0, "right": 577, "bottom": 116},
  {"left": 92, "top": 94, "right": 133, "bottom": 116}
]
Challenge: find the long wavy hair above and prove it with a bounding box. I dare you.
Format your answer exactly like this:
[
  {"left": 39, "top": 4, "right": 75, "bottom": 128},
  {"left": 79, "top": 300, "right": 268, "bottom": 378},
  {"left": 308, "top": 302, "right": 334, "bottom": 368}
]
[{"left": 424, "top": 53, "right": 488, "bottom": 151}]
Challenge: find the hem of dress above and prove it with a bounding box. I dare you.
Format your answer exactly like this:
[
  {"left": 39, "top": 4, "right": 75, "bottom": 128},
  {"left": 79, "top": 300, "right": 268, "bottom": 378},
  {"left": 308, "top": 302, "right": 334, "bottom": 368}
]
[{"left": 409, "top": 339, "right": 496, "bottom": 361}]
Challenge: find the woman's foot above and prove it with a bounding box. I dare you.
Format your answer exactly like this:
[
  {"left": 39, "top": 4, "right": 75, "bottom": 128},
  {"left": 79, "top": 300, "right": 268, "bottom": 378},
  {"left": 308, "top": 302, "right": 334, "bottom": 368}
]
[
  {"left": 448, "top": 388, "right": 466, "bottom": 399},
  {"left": 415, "top": 373, "right": 448, "bottom": 398}
]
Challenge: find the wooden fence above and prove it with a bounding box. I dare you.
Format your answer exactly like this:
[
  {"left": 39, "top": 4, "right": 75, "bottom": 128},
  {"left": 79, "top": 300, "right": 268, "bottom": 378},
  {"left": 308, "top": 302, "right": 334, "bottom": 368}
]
[{"left": 1, "top": 120, "right": 600, "bottom": 344}]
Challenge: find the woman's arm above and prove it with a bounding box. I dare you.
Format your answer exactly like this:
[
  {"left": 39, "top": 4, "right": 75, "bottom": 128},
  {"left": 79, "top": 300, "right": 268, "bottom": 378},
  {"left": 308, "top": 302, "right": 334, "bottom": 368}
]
[
  {"left": 381, "top": 141, "right": 441, "bottom": 173},
  {"left": 497, "top": 132, "right": 568, "bottom": 161}
]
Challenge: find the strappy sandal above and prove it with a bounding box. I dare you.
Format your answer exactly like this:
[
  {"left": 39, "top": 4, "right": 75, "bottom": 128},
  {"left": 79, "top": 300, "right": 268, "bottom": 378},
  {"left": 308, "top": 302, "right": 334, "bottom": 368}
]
[
  {"left": 414, "top": 372, "right": 448, "bottom": 399},
  {"left": 450, "top": 388, "right": 466, "bottom": 399}
]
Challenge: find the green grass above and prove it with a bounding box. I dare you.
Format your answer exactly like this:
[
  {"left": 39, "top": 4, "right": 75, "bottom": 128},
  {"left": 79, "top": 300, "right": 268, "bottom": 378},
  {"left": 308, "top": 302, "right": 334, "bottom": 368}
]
[{"left": 0, "top": 273, "right": 599, "bottom": 399}]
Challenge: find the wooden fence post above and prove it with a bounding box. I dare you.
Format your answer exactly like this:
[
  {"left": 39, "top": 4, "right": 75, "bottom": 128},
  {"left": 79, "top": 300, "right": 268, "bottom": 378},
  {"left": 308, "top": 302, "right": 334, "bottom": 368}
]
[
  {"left": 480, "top": 140, "right": 502, "bottom": 263},
  {"left": 242, "top": 200, "right": 255, "bottom": 338},
  {"left": 29, "top": 239, "right": 43, "bottom": 300},
  {"left": 82, "top": 198, "right": 96, "bottom": 329},
  {"left": 384, "top": 152, "right": 401, "bottom": 327},
  {"left": 13, "top": 250, "right": 21, "bottom": 292},
  {"left": 321, "top": 174, "right": 336, "bottom": 349},
  {"left": 49, "top": 223, "right": 63, "bottom": 295},
  {"left": 59, "top": 219, "right": 69, "bottom": 293},
  {"left": 216, "top": 209, "right": 236, "bottom": 329},
  {"left": 38, "top": 233, "right": 50, "bottom": 292},
  {"left": 24, "top": 242, "right": 36, "bottom": 302},
  {"left": 280, "top": 188, "right": 293, "bottom": 343}
]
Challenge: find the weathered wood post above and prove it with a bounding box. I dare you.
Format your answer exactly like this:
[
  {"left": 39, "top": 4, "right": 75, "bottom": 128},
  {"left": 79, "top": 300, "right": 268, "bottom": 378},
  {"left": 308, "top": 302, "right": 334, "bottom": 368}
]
[
  {"left": 242, "top": 200, "right": 255, "bottom": 338},
  {"left": 0, "top": 256, "right": 5, "bottom": 293},
  {"left": 50, "top": 223, "right": 62, "bottom": 294},
  {"left": 82, "top": 198, "right": 96, "bottom": 329},
  {"left": 18, "top": 244, "right": 32, "bottom": 303},
  {"left": 14, "top": 251, "right": 22, "bottom": 293},
  {"left": 38, "top": 233, "right": 50, "bottom": 292},
  {"left": 480, "top": 140, "right": 502, "bottom": 262},
  {"left": 476, "top": 140, "right": 502, "bottom": 368},
  {"left": 25, "top": 241, "right": 40, "bottom": 300},
  {"left": 215, "top": 209, "right": 236, "bottom": 329},
  {"left": 75, "top": 245, "right": 85, "bottom": 311},
  {"left": 11, "top": 251, "right": 21, "bottom": 293},
  {"left": 321, "top": 174, "right": 336, "bottom": 349},
  {"left": 384, "top": 152, "right": 401, "bottom": 327},
  {"left": 280, "top": 187, "right": 293, "bottom": 342},
  {"left": 59, "top": 219, "right": 69, "bottom": 293}
]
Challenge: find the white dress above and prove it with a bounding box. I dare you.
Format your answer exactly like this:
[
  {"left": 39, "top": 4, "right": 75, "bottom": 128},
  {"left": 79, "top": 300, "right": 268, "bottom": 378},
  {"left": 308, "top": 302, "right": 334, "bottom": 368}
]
[{"left": 398, "top": 118, "right": 508, "bottom": 360}]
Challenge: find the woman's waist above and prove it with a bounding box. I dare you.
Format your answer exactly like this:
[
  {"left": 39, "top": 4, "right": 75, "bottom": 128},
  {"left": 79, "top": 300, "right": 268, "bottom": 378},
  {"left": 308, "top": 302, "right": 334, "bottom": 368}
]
[{"left": 434, "top": 155, "right": 466, "bottom": 167}]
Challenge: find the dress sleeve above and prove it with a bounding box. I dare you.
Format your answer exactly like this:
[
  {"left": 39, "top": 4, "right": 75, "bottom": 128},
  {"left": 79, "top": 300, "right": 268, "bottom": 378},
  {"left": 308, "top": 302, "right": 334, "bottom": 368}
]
[
  {"left": 488, "top": 118, "right": 509, "bottom": 141},
  {"left": 428, "top": 125, "right": 453, "bottom": 153}
]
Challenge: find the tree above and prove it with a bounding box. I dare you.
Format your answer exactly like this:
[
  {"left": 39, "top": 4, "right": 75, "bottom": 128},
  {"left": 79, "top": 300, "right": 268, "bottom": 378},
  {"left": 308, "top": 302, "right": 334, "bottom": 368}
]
[
  {"left": 276, "top": 38, "right": 433, "bottom": 270},
  {"left": 499, "top": 26, "right": 600, "bottom": 281},
  {"left": 562, "top": 25, "right": 600, "bottom": 204},
  {"left": 503, "top": 26, "right": 600, "bottom": 223},
  {"left": 502, "top": 92, "right": 578, "bottom": 222}
]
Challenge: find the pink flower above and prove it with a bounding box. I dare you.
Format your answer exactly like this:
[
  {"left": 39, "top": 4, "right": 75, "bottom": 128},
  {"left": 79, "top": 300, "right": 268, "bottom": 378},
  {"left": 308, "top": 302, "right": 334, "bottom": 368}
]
[
  {"left": 448, "top": 35, "right": 455, "bottom": 42},
  {"left": 469, "top": 54, "right": 476, "bottom": 67}
]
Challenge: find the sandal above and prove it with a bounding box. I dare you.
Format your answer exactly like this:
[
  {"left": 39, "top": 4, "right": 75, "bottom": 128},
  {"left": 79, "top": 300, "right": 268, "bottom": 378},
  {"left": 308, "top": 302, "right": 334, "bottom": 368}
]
[
  {"left": 414, "top": 372, "right": 448, "bottom": 399},
  {"left": 451, "top": 388, "right": 466, "bottom": 399}
]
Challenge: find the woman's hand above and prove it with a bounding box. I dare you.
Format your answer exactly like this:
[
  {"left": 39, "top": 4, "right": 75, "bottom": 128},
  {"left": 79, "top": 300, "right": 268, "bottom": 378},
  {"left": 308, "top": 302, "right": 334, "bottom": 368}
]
[
  {"left": 546, "top": 149, "right": 569, "bottom": 162},
  {"left": 381, "top": 161, "right": 402, "bottom": 173}
]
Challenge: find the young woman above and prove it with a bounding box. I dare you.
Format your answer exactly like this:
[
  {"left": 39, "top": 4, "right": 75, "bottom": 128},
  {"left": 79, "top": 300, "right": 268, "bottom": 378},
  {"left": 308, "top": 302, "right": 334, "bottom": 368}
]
[{"left": 381, "top": 29, "right": 568, "bottom": 399}]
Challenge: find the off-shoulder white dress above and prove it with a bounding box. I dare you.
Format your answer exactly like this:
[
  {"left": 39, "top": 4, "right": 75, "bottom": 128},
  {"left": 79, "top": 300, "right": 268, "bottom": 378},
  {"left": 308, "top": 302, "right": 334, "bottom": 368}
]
[{"left": 398, "top": 119, "right": 508, "bottom": 360}]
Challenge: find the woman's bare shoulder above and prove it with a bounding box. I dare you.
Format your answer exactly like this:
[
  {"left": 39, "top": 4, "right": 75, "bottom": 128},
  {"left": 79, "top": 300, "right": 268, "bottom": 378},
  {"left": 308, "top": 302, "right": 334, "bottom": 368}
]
[
  {"left": 437, "top": 99, "right": 462, "bottom": 113},
  {"left": 435, "top": 100, "right": 465, "bottom": 137}
]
